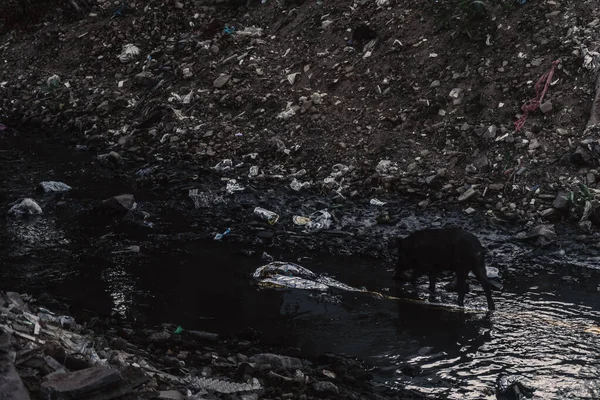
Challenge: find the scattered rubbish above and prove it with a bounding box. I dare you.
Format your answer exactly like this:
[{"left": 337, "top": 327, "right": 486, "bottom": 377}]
[
  {"left": 223, "top": 26, "right": 235, "bottom": 35},
  {"left": 136, "top": 166, "right": 158, "bottom": 177},
  {"left": 188, "top": 189, "right": 225, "bottom": 208},
  {"left": 290, "top": 178, "right": 311, "bottom": 191},
  {"left": 47, "top": 75, "right": 60, "bottom": 88},
  {"left": 253, "top": 262, "right": 368, "bottom": 293},
  {"left": 514, "top": 59, "right": 560, "bottom": 131},
  {"left": 305, "top": 210, "right": 332, "bottom": 233},
  {"left": 0, "top": 123, "right": 6, "bottom": 131},
  {"left": 38, "top": 181, "right": 72, "bottom": 193},
  {"left": 253, "top": 207, "right": 279, "bottom": 225},
  {"left": 225, "top": 179, "right": 244, "bottom": 194},
  {"left": 236, "top": 26, "right": 263, "bottom": 37},
  {"left": 118, "top": 44, "right": 141, "bottom": 63},
  {"left": 248, "top": 166, "right": 259, "bottom": 177},
  {"left": 370, "top": 198, "right": 386, "bottom": 206},
  {"left": 213, "top": 159, "right": 233, "bottom": 172},
  {"left": 293, "top": 216, "right": 311, "bottom": 226},
  {"left": 375, "top": 160, "right": 399, "bottom": 176},
  {"left": 174, "top": 326, "right": 184, "bottom": 334},
  {"left": 169, "top": 90, "right": 194, "bottom": 104},
  {"left": 214, "top": 228, "right": 231, "bottom": 240},
  {"left": 7, "top": 198, "right": 43, "bottom": 216}
]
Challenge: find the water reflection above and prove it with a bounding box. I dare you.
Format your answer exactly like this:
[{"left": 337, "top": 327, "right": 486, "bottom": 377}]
[{"left": 377, "top": 289, "right": 600, "bottom": 399}]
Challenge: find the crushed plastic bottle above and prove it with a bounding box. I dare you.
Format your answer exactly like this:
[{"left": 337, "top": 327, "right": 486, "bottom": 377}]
[
  {"left": 253, "top": 207, "right": 279, "bottom": 225},
  {"left": 214, "top": 228, "right": 231, "bottom": 240},
  {"left": 370, "top": 198, "right": 386, "bottom": 206}
]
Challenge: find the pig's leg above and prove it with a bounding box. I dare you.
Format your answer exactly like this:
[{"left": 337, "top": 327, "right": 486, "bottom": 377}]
[
  {"left": 456, "top": 271, "right": 469, "bottom": 308},
  {"left": 472, "top": 265, "right": 495, "bottom": 311},
  {"left": 428, "top": 271, "right": 438, "bottom": 293}
]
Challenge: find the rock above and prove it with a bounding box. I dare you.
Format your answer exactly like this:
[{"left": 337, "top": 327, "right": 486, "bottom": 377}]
[
  {"left": 134, "top": 71, "right": 154, "bottom": 86},
  {"left": 249, "top": 353, "right": 303, "bottom": 370},
  {"left": 430, "top": 80, "right": 440, "bottom": 88},
  {"left": 540, "top": 208, "right": 556, "bottom": 218},
  {"left": 0, "top": 332, "right": 31, "bottom": 400},
  {"left": 515, "top": 224, "right": 557, "bottom": 242},
  {"left": 488, "top": 183, "right": 504, "bottom": 191},
  {"left": 473, "top": 155, "right": 489, "bottom": 171},
  {"left": 41, "top": 366, "right": 124, "bottom": 400},
  {"left": 483, "top": 125, "right": 497, "bottom": 140},
  {"left": 155, "top": 390, "right": 185, "bottom": 400},
  {"left": 213, "top": 74, "right": 231, "bottom": 89},
  {"left": 38, "top": 181, "right": 72, "bottom": 193},
  {"left": 571, "top": 145, "right": 594, "bottom": 166},
  {"left": 8, "top": 198, "right": 43, "bottom": 215},
  {"left": 312, "top": 381, "right": 339, "bottom": 396},
  {"left": 148, "top": 331, "right": 171, "bottom": 342},
  {"left": 539, "top": 101, "right": 553, "bottom": 114},
  {"left": 458, "top": 187, "right": 478, "bottom": 202},
  {"left": 185, "top": 330, "right": 218, "bottom": 342},
  {"left": 464, "top": 207, "right": 476, "bottom": 214},
  {"left": 552, "top": 191, "right": 571, "bottom": 211},
  {"left": 102, "top": 194, "right": 136, "bottom": 213}
]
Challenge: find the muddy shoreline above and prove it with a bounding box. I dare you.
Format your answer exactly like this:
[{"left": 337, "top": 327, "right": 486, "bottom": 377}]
[{"left": 2, "top": 126, "right": 600, "bottom": 399}]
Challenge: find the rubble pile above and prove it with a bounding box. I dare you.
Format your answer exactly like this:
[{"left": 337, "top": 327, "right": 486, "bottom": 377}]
[
  {"left": 1, "top": 0, "right": 600, "bottom": 234},
  {"left": 0, "top": 291, "right": 423, "bottom": 399}
]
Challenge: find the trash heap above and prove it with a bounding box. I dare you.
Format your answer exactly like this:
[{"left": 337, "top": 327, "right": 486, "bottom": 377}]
[{"left": 0, "top": 291, "right": 424, "bottom": 400}]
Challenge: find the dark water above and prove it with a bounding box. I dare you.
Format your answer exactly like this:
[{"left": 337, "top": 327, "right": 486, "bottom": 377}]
[{"left": 1, "top": 134, "right": 600, "bottom": 399}]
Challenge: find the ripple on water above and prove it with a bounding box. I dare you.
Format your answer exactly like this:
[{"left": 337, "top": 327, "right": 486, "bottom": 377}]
[{"left": 378, "top": 289, "right": 600, "bottom": 399}]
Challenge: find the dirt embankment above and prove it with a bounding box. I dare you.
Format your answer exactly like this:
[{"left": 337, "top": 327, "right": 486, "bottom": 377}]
[{"left": 1, "top": 0, "right": 600, "bottom": 234}]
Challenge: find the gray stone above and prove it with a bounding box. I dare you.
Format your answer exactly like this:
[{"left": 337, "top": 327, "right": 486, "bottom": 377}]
[
  {"left": 41, "top": 366, "right": 123, "bottom": 400},
  {"left": 540, "top": 208, "right": 556, "bottom": 218},
  {"left": 545, "top": 10, "right": 560, "bottom": 18},
  {"left": 248, "top": 353, "right": 303, "bottom": 370},
  {"left": 312, "top": 381, "right": 339, "bottom": 395},
  {"left": 482, "top": 125, "right": 497, "bottom": 140},
  {"left": 473, "top": 155, "right": 489, "bottom": 171},
  {"left": 213, "top": 74, "right": 231, "bottom": 89},
  {"left": 134, "top": 71, "right": 154, "bottom": 86},
  {"left": 515, "top": 224, "right": 557, "bottom": 241},
  {"left": 488, "top": 183, "right": 504, "bottom": 191},
  {"left": 0, "top": 333, "right": 31, "bottom": 400},
  {"left": 148, "top": 331, "right": 171, "bottom": 342},
  {"left": 102, "top": 194, "right": 135, "bottom": 213},
  {"left": 552, "top": 191, "right": 571, "bottom": 211},
  {"left": 540, "top": 101, "right": 553, "bottom": 114},
  {"left": 155, "top": 390, "right": 185, "bottom": 400},
  {"left": 458, "top": 187, "right": 478, "bottom": 202}
]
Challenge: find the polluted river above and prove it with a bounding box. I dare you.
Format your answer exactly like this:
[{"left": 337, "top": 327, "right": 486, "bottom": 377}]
[{"left": 2, "top": 133, "right": 600, "bottom": 399}]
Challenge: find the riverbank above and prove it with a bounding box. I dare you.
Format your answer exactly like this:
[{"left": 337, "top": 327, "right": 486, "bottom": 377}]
[{"left": 2, "top": 0, "right": 600, "bottom": 234}]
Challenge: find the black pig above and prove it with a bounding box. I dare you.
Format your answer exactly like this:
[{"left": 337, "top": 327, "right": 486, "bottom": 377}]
[{"left": 394, "top": 227, "right": 495, "bottom": 311}]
